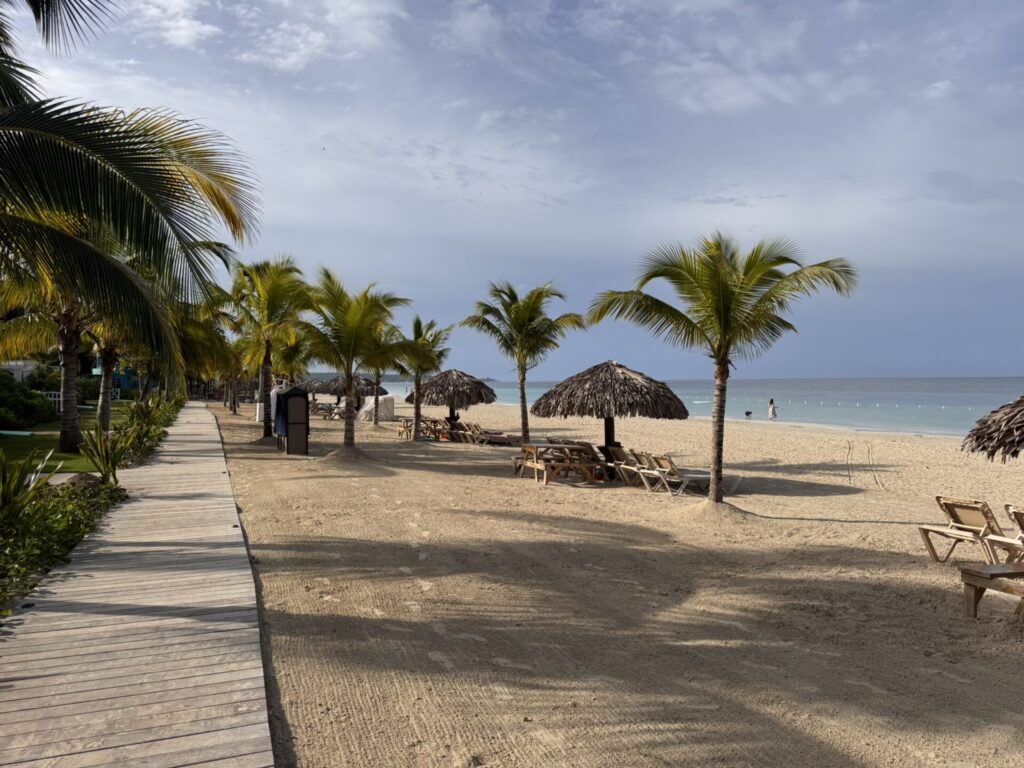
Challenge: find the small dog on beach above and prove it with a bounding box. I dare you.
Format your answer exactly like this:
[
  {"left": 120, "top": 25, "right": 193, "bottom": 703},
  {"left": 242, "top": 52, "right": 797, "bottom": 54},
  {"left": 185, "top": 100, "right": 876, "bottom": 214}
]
[{"left": 744, "top": 411, "right": 752, "bottom": 419}]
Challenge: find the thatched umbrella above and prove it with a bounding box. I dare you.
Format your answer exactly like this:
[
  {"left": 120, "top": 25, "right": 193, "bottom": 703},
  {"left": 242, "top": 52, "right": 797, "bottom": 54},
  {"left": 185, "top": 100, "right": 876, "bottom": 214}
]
[
  {"left": 963, "top": 394, "right": 1024, "bottom": 462},
  {"left": 302, "top": 375, "right": 387, "bottom": 398},
  {"left": 530, "top": 360, "right": 688, "bottom": 446},
  {"left": 405, "top": 369, "right": 496, "bottom": 420}
]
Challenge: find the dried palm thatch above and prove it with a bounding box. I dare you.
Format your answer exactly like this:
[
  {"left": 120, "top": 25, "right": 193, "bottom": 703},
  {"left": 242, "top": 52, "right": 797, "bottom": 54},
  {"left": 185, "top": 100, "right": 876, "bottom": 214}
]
[
  {"left": 530, "top": 360, "right": 688, "bottom": 445},
  {"left": 963, "top": 394, "right": 1024, "bottom": 462},
  {"left": 302, "top": 375, "right": 387, "bottom": 397},
  {"left": 405, "top": 369, "right": 496, "bottom": 417}
]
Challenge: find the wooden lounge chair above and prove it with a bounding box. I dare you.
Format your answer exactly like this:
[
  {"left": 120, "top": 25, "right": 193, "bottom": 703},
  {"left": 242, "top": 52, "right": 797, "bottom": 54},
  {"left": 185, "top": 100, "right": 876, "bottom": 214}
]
[
  {"left": 983, "top": 505, "right": 1024, "bottom": 564},
  {"left": 607, "top": 445, "right": 642, "bottom": 486},
  {"left": 919, "top": 497, "right": 1004, "bottom": 564},
  {"left": 959, "top": 562, "right": 1024, "bottom": 618},
  {"left": 649, "top": 455, "right": 711, "bottom": 496}
]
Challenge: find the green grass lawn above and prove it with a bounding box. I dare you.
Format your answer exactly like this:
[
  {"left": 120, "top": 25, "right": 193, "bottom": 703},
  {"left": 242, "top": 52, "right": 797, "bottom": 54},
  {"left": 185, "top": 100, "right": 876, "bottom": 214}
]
[{"left": 0, "top": 402, "right": 132, "bottom": 472}]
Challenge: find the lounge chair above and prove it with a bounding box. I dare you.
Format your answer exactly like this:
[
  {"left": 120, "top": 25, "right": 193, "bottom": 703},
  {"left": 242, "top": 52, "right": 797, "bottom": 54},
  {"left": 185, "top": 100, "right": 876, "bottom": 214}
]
[
  {"left": 606, "top": 446, "right": 642, "bottom": 486},
  {"left": 919, "top": 497, "right": 1004, "bottom": 564},
  {"left": 649, "top": 455, "right": 711, "bottom": 496},
  {"left": 983, "top": 505, "right": 1024, "bottom": 564}
]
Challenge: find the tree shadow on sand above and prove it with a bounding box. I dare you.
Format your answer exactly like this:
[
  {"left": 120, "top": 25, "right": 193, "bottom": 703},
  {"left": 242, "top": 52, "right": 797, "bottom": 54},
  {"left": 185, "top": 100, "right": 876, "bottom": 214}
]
[{"left": 246, "top": 508, "right": 1024, "bottom": 766}]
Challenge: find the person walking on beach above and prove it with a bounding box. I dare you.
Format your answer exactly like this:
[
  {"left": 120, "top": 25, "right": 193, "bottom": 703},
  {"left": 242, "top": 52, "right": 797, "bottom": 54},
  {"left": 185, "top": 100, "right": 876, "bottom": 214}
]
[{"left": 768, "top": 398, "right": 778, "bottom": 421}]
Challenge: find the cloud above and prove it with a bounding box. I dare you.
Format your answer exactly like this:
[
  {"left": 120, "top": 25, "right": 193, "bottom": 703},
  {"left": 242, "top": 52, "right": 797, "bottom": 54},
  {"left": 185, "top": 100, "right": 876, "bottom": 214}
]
[
  {"left": 922, "top": 80, "right": 956, "bottom": 100},
  {"left": 133, "top": 0, "right": 219, "bottom": 47},
  {"left": 436, "top": 0, "right": 503, "bottom": 54},
  {"left": 925, "top": 170, "right": 1024, "bottom": 205},
  {"left": 236, "top": 0, "right": 408, "bottom": 70}
]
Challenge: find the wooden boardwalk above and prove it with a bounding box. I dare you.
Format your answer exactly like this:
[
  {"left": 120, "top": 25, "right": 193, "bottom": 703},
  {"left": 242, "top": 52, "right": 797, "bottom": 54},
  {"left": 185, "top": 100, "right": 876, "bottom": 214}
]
[{"left": 0, "top": 404, "right": 275, "bottom": 768}]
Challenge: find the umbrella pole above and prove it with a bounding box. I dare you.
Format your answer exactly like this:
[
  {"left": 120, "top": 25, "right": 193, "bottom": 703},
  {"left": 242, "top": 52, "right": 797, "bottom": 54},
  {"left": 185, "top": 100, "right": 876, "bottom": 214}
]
[
  {"left": 448, "top": 404, "right": 458, "bottom": 422},
  {"left": 604, "top": 416, "right": 617, "bottom": 447}
]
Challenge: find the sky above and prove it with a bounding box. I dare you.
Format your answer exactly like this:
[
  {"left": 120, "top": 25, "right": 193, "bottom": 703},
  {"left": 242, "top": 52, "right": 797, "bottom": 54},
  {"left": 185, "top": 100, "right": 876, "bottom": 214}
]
[{"left": 14, "top": 0, "right": 1024, "bottom": 381}]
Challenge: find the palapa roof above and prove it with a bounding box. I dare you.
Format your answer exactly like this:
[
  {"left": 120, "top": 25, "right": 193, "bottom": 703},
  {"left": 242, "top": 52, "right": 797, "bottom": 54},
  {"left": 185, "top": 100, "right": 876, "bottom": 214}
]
[
  {"left": 301, "top": 375, "right": 387, "bottom": 397},
  {"left": 530, "top": 360, "right": 688, "bottom": 420},
  {"left": 405, "top": 369, "right": 496, "bottom": 409},
  {"left": 963, "top": 394, "right": 1024, "bottom": 462}
]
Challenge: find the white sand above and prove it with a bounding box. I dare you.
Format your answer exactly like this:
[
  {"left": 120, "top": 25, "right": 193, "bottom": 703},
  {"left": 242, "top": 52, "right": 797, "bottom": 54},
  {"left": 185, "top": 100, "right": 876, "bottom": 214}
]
[{"left": 216, "top": 402, "right": 1024, "bottom": 767}]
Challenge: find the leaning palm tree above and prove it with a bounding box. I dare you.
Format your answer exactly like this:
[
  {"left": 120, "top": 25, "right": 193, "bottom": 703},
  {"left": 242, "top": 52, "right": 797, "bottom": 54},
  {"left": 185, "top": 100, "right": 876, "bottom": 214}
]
[
  {"left": 231, "top": 257, "right": 311, "bottom": 438},
  {"left": 589, "top": 233, "right": 857, "bottom": 502},
  {"left": 404, "top": 317, "right": 452, "bottom": 441},
  {"left": 305, "top": 269, "right": 418, "bottom": 449},
  {"left": 462, "top": 282, "right": 584, "bottom": 442},
  {"left": 0, "top": 1, "right": 260, "bottom": 365}
]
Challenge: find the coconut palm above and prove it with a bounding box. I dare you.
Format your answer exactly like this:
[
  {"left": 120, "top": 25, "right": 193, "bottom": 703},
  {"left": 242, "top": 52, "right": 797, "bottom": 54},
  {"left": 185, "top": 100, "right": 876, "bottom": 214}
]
[
  {"left": 305, "top": 269, "right": 419, "bottom": 449},
  {"left": 0, "top": 259, "right": 175, "bottom": 449},
  {"left": 231, "top": 257, "right": 311, "bottom": 438},
  {"left": 405, "top": 317, "right": 453, "bottom": 441},
  {"left": 462, "top": 282, "right": 584, "bottom": 442},
  {"left": 363, "top": 323, "right": 405, "bottom": 426},
  {"left": 0, "top": 2, "right": 259, "bottom": 363},
  {"left": 589, "top": 233, "right": 857, "bottom": 502}
]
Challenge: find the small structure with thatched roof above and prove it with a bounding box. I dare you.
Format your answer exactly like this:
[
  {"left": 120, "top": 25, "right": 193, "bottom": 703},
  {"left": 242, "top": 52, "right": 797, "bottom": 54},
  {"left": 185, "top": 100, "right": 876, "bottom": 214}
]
[
  {"left": 963, "top": 394, "right": 1024, "bottom": 462},
  {"left": 406, "top": 369, "right": 496, "bottom": 420},
  {"left": 531, "top": 360, "right": 688, "bottom": 446},
  {"left": 302, "top": 375, "right": 387, "bottom": 398}
]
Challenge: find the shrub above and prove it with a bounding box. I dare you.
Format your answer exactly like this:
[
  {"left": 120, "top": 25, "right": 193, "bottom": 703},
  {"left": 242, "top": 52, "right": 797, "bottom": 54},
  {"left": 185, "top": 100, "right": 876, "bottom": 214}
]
[
  {"left": 25, "top": 366, "right": 60, "bottom": 392},
  {"left": 1, "top": 474, "right": 124, "bottom": 610},
  {"left": 0, "top": 371, "right": 55, "bottom": 429},
  {"left": 80, "top": 421, "right": 131, "bottom": 485}
]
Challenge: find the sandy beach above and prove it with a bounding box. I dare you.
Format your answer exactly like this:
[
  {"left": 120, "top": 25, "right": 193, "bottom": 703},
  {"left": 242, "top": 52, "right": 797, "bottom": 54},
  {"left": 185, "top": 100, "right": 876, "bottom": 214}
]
[{"left": 214, "top": 402, "right": 1024, "bottom": 767}]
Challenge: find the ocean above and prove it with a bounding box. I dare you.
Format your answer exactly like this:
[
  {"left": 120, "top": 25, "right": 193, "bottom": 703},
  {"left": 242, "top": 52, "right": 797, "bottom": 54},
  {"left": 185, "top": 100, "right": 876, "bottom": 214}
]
[{"left": 378, "top": 377, "right": 1024, "bottom": 437}]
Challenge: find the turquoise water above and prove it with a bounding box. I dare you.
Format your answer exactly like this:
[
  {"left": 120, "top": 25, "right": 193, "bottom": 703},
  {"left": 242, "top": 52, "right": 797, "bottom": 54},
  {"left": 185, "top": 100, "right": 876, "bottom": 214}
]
[{"left": 382, "top": 377, "right": 1024, "bottom": 437}]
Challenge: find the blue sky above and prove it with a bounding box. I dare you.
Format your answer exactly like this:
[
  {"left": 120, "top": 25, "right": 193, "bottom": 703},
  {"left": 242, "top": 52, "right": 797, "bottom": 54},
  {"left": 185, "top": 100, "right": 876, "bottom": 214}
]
[{"left": 17, "top": 0, "right": 1024, "bottom": 380}]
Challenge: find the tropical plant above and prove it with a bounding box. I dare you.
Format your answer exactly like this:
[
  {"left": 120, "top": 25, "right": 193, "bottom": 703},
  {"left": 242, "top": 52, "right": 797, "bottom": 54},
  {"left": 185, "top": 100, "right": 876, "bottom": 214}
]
[
  {"left": 0, "top": 1, "right": 259, "bottom": 369},
  {"left": 305, "top": 269, "right": 419, "bottom": 449},
  {"left": 589, "top": 233, "right": 857, "bottom": 501},
  {"left": 231, "top": 257, "right": 311, "bottom": 438},
  {"left": 462, "top": 282, "right": 584, "bottom": 442},
  {"left": 80, "top": 419, "right": 131, "bottom": 485},
  {"left": 0, "top": 449, "right": 58, "bottom": 542},
  {"left": 405, "top": 317, "right": 452, "bottom": 441}
]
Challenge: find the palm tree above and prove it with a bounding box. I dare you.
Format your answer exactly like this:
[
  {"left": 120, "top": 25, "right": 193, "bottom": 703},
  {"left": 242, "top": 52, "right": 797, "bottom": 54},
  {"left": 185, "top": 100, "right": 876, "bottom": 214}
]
[
  {"left": 231, "top": 257, "right": 311, "bottom": 438},
  {"left": 589, "top": 233, "right": 857, "bottom": 502},
  {"left": 305, "top": 269, "right": 419, "bottom": 449},
  {"left": 0, "top": 262, "right": 173, "bottom": 449},
  {"left": 462, "top": 282, "right": 584, "bottom": 442},
  {"left": 364, "top": 324, "right": 405, "bottom": 426},
  {"left": 0, "top": 2, "right": 260, "bottom": 365},
  {"left": 405, "top": 317, "right": 452, "bottom": 441}
]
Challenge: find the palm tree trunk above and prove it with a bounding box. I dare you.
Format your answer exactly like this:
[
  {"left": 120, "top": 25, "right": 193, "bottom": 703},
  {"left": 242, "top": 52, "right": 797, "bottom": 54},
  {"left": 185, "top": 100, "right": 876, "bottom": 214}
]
[
  {"left": 261, "top": 339, "right": 273, "bottom": 438},
  {"left": 343, "top": 377, "right": 356, "bottom": 448},
  {"left": 373, "top": 375, "right": 381, "bottom": 426},
  {"left": 97, "top": 348, "right": 117, "bottom": 431},
  {"left": 57, "top": 321, "right": 82, "bottom": 452},
  {"left": 518, "top": 367, "right": 530, "bottom": 443},
  {"left": 412, "top": 374, "right": 422, "bottom": 441},
  {"left": 231, "top": 377, "right": 239, "bottom": 415},
  {"left": 709, "top": 362, "right": 729, "bottom": 502}
]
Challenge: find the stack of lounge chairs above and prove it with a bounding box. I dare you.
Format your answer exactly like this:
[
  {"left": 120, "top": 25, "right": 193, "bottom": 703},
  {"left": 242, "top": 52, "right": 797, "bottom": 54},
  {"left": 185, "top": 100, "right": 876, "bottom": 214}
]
[
  {"left": 409, "top": 417, "right": 520, "bottom": 446},
  {"left": 919, "top": 498, "right": 1024, "bottom": 565}
]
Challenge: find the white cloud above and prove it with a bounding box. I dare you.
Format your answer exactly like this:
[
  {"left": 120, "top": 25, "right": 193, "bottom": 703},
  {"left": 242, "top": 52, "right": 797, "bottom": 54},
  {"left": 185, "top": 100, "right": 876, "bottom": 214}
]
[
  {"left": 436, "top": 0, "right": 503, "bottom": 54},
  {"left": 923, "top": 80, "right": 956, "bottom": 100},
  {"left": 237, "top": 22, "right": 330, "bottom": 72},
  {"left": 133, "top": 0, "right": 219, "bottom": 47}
]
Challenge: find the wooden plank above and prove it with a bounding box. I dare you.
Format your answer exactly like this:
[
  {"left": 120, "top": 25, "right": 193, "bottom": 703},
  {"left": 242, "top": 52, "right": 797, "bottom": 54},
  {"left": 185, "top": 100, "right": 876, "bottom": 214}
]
[{"left": 0, "top": 404, "right": 274, "bottom": 765}]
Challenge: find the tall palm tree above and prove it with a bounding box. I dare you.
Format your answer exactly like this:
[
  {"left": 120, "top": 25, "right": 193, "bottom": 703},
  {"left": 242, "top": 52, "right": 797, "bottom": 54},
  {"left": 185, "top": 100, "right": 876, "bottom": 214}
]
[
  {"left": 0, "top": 262, "right": 172, "bottom": 449},
  {"left": 589, "top": 233, "right": 857, "bottom": 502},
  {"left": 364, "top": 323, "right": 405, "bottom": 426},
  {"left": 231, "top": 257, "right": 311, "bottom": 438},
  {"left": 462, "top": 282, "right": 584, "bottom": 442},
  {"left": 405, "top": 317, "right": 452, "bottom": 441},
  {"left": 0, "top": 1, "right": 260, "bottom": 365},
  {"left": 305, "top": 269, "right": 418, "bottom": 449}
]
